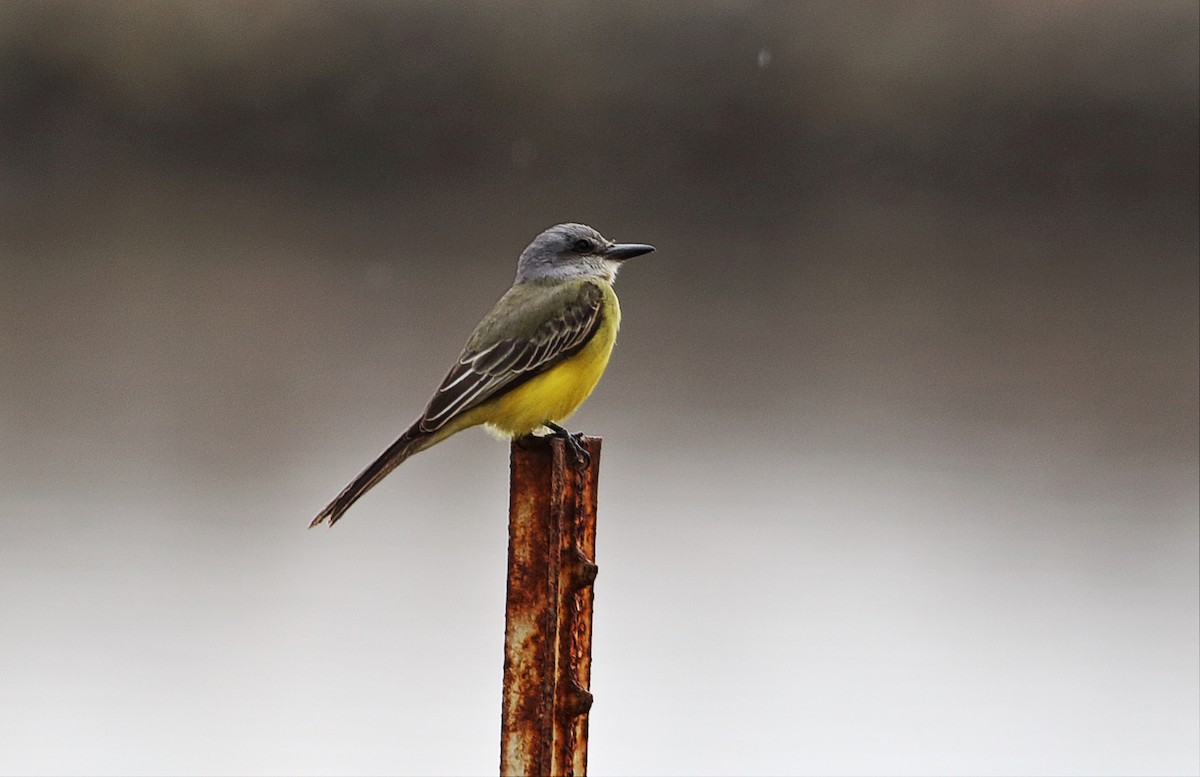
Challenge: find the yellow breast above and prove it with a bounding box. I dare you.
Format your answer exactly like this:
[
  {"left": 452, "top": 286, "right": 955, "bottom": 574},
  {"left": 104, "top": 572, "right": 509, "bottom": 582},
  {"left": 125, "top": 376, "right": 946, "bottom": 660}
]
[{"left": 473, "top": 283, "right": 621, "bottom": 438}]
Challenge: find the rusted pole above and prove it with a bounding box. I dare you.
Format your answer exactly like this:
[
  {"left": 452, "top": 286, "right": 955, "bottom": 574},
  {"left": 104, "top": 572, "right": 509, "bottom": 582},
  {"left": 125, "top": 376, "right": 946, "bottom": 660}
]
[{"left": 500, "top": 435, "right": 600, "bottom": 777}]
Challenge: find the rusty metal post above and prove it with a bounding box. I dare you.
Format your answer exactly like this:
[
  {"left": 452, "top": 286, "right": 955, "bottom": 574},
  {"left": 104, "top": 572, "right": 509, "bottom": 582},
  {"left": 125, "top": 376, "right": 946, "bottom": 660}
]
[{"left": 500, "top": 435, "right": 600, "bottom": 777}]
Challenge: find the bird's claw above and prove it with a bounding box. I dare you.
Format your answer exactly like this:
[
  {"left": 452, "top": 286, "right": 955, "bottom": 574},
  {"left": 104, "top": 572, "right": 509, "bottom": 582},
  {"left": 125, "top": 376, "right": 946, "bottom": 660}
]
[
  {"left": 545, "top": 422, "right": 591, "bottom": 470},
  {"left": 565, "top": 432, "right": 591, "bottom": 469}
]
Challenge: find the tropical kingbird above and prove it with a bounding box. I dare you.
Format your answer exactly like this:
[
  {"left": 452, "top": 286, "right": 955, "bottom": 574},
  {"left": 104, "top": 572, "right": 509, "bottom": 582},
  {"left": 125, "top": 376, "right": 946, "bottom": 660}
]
[{"left": 310, "top": 223, "right": 654, "bottom": 527}]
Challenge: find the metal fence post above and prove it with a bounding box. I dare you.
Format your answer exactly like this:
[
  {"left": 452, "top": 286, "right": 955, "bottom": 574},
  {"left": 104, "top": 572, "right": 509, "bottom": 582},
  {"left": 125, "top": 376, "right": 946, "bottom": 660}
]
[{"left": 500, "top": 435, "right": 600, "bottom": 777}]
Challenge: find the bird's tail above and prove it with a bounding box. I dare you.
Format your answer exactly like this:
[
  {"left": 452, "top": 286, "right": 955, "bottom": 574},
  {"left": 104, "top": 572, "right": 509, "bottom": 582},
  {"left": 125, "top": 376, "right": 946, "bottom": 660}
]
[{"left": 310, "top": 423, "right": 435, "bottom": 528}]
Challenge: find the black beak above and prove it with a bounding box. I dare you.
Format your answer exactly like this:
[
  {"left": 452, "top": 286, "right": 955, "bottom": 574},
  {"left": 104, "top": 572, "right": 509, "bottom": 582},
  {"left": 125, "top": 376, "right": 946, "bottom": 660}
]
[{"left": 605, "top": 242, "right": 655, "bottom": 261}]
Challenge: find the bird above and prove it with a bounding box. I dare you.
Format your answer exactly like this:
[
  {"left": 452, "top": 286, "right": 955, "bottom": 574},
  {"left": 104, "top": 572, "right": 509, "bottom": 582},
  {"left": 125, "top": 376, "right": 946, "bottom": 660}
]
[{"left": 310, "top": 222, "right": 654, "bottom": 527}]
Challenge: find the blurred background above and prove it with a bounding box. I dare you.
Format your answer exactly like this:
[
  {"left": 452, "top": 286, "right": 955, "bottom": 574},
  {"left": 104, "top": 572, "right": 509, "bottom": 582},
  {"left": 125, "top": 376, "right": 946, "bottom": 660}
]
[{"left": 1, "top": 2, "right": 1197, "bottom": 775}]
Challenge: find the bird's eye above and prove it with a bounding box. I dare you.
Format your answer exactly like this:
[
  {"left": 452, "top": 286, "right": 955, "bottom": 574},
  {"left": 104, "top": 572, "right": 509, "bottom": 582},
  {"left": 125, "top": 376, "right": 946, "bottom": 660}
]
[{"left": 572, "top": 238, "right": 594, "bottom": 254}]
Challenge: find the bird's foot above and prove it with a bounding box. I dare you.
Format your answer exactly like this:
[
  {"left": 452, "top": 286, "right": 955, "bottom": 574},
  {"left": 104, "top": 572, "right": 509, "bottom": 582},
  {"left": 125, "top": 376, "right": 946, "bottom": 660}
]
[{"left": 544, "top": 422, "right": 591, "bottom": 469}]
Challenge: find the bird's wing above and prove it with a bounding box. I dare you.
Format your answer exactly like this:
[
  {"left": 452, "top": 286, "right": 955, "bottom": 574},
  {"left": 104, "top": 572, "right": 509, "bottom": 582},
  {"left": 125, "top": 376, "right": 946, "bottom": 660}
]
[{"left": 417, "top": 280, "right": 605, "bottom": 433}]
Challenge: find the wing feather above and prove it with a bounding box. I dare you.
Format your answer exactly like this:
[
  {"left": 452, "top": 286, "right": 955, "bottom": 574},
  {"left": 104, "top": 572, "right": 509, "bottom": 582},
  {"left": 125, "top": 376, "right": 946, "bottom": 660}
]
[{"left": 418, "top": 282, "right": 604, "bottom": 433}]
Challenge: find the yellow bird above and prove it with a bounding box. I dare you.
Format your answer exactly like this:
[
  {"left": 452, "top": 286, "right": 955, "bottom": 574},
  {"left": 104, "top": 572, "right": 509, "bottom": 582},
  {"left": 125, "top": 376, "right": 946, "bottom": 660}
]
[{"left": 311, "top": 223, "right": 654, "bottom": 527}]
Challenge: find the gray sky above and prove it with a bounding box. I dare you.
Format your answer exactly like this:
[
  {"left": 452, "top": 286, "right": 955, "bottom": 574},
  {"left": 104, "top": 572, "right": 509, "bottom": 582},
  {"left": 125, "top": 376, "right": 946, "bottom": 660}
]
[{"left": 1, "top": 2, "right": 1197, "bottom": 775}]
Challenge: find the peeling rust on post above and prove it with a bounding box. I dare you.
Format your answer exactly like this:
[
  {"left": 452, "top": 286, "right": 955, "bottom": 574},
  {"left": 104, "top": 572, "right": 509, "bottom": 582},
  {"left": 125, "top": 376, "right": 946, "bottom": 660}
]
[{"left": 501, "top": 435, "right": 600, "bottom": 777}]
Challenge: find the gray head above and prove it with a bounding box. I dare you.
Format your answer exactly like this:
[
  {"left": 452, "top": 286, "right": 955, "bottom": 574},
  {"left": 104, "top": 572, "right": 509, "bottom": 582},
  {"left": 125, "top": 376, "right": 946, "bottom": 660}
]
[{"left": 515, "top": 223, "right": 654, "bottom": 284}]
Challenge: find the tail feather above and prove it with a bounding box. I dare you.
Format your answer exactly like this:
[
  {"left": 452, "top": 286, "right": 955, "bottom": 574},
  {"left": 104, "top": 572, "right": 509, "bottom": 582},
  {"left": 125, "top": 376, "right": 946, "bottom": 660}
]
[{"left": 310, "top": 424, "right": 434, "bottom": 528}]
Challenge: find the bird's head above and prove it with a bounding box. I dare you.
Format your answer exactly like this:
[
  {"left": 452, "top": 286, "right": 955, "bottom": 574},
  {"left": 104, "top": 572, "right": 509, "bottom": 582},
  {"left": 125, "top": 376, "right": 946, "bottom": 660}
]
[{"left": 515, "top": 223, "right": 654, "bottom": 284}]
